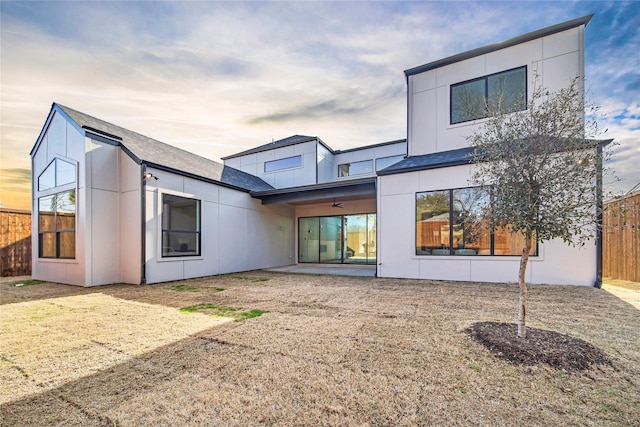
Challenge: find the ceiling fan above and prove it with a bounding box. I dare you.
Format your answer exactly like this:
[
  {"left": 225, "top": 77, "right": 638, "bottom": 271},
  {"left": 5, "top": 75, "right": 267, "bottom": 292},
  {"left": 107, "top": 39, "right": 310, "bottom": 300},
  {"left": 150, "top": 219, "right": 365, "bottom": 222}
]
[{"left": 331, "top": 198, "right": 343, "bottom": 208}]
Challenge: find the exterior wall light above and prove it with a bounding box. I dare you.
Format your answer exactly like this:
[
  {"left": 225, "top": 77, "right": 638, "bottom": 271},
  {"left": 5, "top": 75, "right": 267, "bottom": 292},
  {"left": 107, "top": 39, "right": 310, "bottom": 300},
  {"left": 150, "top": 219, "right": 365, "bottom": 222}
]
[{"left": 144, "top": 172, "right": 158, "bottom": 180}]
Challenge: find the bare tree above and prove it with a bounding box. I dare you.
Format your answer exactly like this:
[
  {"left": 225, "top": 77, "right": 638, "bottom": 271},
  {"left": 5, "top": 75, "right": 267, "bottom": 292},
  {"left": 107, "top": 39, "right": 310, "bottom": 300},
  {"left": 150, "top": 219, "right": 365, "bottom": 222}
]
[{"left": 468, "top": 77, "right": 611, "bottom": 338}]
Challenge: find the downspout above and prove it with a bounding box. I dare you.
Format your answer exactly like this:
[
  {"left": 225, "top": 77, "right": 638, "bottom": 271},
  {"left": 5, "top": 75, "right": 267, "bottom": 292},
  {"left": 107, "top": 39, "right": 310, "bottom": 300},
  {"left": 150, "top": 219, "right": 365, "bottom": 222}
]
[
  {"left": 594, "top": 143, "right": 604, "bottom": 288},
  {"left": 140, "top": 163, "right": 147, "bottom": 285},
  {"left": 374, "top": 177, "right": 378, "bottom": 278}
]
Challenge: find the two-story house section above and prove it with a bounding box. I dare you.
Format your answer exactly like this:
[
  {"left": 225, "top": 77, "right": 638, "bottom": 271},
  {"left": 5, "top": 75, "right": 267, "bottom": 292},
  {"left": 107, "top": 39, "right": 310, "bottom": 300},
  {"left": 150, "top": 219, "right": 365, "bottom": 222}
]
[
  {"left": 30, "top": 15, "right": 606, "bottom": 287},
  {"left": 225, "top": 136, "right": 406, "bottom": 265},
  {"left": 376, "top": 15, "right": 602, "bottom": 286}
]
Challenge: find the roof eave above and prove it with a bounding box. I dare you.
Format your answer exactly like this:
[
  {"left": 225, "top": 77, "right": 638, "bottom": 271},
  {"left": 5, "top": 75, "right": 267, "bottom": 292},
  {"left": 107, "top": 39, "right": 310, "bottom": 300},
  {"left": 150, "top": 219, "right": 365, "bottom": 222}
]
[
  {"left": 221, "top": 136, "right": 322, "bottom": 160},
  {"left": 144, "top": 161, "right": 262, "bottom": 193},
  {"left": 377, "top": 159, "right": 473, "bottom": 176},
  {"left": 404, "top": 14, "right": 593, "bottom": 79},
  {"left": 251, "top": 177, "right": 377, "bottom": 205}
]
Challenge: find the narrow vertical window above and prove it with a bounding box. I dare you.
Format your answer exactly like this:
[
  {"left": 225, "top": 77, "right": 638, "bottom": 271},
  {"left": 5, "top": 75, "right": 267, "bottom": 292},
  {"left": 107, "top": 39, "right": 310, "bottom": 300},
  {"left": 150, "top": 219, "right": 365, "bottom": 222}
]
[
  {"left": 162, "top": 194, "right": 201, "bottom": 257},
  {"left": 416, "top": 191, "right": 451, "bottom": 255}
]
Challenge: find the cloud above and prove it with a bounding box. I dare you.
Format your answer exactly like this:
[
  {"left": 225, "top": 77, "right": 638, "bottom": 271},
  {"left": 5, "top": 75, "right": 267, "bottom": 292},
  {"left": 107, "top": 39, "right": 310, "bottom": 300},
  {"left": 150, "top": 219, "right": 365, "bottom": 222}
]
[
  {"left": 1, "top": 168, "right": 31, "bottom": 185},
  {"left": 1, "top": 1, "right": 639, "bottom": 209}
]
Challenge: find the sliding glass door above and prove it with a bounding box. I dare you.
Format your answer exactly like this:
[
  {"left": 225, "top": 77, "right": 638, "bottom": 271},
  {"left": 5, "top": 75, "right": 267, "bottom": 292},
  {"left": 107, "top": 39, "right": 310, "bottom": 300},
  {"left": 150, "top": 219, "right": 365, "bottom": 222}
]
[
  {"left": 299, "top": 214, "right": 376, "bottom": 264},
  {"left": 299, "top": 217, "right": 320, "bottom": 263}
]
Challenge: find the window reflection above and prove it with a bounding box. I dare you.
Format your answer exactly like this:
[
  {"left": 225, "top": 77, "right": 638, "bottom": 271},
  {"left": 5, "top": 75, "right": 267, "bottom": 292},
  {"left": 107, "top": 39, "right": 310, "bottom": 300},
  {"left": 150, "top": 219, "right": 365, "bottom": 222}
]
[
  {"left": 416, "top": 187, "right": 536, "bottom": 256},
  {"left": 338, "top": 160, "right": 373, "bottom": 177},
  {"left": 38, "top": 190, "right": 76, "bottom": 259},
  {"left": 38, "top": 158, "right": 76, "bottom": 191},
  {"left": 452, "top": 188, "right": 491, "bottom": 255},
  {"left": 38, "top": 162, "right": 56, "bottom": 191}
]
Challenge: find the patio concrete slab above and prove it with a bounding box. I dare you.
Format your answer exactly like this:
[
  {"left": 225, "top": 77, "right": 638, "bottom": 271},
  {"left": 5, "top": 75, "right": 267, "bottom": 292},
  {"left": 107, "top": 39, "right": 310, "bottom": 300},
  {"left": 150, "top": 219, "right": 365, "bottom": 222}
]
[{"left": 263, "top": 264, "right": 376, "bottom": 277}]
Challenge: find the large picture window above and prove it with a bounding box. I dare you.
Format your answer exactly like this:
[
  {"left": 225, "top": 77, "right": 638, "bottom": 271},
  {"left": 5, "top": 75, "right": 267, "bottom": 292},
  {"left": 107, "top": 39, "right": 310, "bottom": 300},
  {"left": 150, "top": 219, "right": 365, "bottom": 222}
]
[
  {"left": 162, "top": 194, "right": 201, "bottom": 257},
  {"left": 38, "top": 190, "right": 76, "bottom": 259},
  {"left": 450, "top": 66, "right": 526, "bottom": 124},
  {"left": 416, "top": 187, "right": 536, "bottom": 256}
]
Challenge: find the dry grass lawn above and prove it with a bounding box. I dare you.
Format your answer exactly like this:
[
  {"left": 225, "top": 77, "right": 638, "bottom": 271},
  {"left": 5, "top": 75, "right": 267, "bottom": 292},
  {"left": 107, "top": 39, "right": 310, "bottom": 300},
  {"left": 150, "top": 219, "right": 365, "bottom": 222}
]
[{"left": 1, "top": 272, "right": 639, "bottom": 426}]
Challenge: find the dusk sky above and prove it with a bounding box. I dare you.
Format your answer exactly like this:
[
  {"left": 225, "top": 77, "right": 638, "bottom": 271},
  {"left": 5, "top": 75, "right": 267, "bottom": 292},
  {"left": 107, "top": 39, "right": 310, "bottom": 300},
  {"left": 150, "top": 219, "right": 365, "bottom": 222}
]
[{"left": 1, "top": 1, "right": 638, "bottom": 210}]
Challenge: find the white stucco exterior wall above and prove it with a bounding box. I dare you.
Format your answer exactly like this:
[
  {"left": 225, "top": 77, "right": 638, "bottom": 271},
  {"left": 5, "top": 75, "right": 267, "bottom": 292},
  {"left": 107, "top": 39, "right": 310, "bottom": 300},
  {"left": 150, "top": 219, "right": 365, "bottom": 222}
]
[
  {"left": 143, "top": 168, "right": 295, "bottom": 284},
  {"left": 377, "top": 166, "right": 597, "bottom": 286},
  {"left": 31, "top": 111, "right": 87, "bottom": 286},
  {"left": 333, "top": 142, "right": 406, "bottom": 181},
  {"left": 407, "top": 26, "right": 585, "bottom": 157},
  {"left": 225, "top": 141, "right": 318, "bottom": 188},
  {"left": 316, "top": 143, "right": 334, "bottom": 184}
]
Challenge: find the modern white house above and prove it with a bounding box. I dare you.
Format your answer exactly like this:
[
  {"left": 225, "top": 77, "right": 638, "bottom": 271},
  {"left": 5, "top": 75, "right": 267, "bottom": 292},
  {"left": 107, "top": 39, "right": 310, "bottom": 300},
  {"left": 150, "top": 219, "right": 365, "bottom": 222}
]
[{"left": 31, "top": 14, "right": 606, "bottom": 287}]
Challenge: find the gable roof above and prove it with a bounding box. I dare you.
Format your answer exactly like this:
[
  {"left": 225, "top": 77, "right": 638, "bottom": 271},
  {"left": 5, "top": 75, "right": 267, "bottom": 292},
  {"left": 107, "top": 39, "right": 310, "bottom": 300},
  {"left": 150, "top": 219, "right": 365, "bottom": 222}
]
[
  {"left": 221, "top": 135, "right": 325, "bottom": 160},
  {"left": 34, "top": 104, "right": 273, "bottom": 192},
  {"left": 404, "top": 14, "right": 593, "bottom": 78}
]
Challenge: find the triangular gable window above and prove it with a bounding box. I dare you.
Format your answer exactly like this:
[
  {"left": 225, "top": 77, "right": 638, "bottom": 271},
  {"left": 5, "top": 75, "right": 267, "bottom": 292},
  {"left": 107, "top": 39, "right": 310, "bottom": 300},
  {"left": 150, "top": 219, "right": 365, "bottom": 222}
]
[{"left": 38, "top": 158, "right": 76, "bottom": 191}]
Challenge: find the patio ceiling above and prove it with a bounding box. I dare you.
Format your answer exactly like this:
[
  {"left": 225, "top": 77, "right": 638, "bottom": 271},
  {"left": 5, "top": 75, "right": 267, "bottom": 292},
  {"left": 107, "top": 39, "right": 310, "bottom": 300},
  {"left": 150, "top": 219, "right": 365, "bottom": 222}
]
[{"left": 250, "top": 177, "right": 376, "bottom": 206}]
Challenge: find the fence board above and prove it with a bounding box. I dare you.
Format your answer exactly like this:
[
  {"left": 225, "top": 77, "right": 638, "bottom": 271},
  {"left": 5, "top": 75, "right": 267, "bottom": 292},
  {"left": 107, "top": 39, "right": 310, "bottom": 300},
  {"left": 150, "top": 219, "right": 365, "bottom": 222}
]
[
  {"left": 603, "top": 192, "right": 640, "bottom": 282},
  {"left": 0, "top": 209, "right": 32, "bottom": 277}
]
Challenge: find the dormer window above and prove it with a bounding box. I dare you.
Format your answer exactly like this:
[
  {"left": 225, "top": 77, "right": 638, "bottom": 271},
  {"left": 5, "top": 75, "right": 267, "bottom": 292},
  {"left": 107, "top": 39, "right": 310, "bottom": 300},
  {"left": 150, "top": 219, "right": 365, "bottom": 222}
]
[{"left": 450, "top": 66, "right": 526, "bottom": 124}]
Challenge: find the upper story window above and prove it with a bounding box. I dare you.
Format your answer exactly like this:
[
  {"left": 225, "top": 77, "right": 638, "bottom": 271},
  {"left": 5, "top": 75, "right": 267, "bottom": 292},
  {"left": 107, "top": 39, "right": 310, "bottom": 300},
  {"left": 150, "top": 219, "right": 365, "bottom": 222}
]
[
  {"left": 38, "top": 158, "right": 76, "bottom": 191},
  {"left": 162, "top": 194, "right": 201, "bottom": 258},
  {"left": 375, "top": 155, "right": 405, "bottom": 171},
  {"left": 37, "top": 158, "right": 78, "bottom": 259},
  {"left": 338, "top": 159, "right": 373, "bottom": 177},
  {"left": 264, "top": 155, "right": 302, "bottom": 172},
  {"left": 450, "top": 66, "right": 527, "bottom": 124}
]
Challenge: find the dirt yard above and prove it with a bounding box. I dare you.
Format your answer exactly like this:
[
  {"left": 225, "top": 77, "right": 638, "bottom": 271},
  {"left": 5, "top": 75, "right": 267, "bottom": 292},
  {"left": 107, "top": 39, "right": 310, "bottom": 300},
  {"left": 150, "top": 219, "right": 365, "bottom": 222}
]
[{"left": 1, "top": 272, "right": 639, "bottom": 426}]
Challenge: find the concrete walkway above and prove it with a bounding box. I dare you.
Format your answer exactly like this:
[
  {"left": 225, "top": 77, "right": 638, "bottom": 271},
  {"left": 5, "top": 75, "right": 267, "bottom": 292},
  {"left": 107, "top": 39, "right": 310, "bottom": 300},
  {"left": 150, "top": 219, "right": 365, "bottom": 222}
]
[
  {"left": 264, "top": 264, "right": 376, "bottom": 277},
  {"left": 603, "top": 284, "right": 640, "bottom": 310}
]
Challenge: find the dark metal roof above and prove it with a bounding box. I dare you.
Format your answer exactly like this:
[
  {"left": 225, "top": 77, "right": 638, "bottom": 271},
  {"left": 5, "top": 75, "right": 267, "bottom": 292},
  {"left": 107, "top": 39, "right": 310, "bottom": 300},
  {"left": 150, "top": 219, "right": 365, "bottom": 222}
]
[
  {"left": 333, "top": 139, "right": 407, "bottom": 154},
  {"left": 221, "top": 135, "right": 324, "bottom": 160},
  {"left": 251, "top": 177, "right": 376, "bottom": 205},
  {"left": 378, "top": 138, "right": 613, "bottom": 177},
  {"left": 377, "top": 147, "right": 475, "bottom": 175},
  {"left": 405, "top": 14, "right": 593, "bottom": 78},
  {"left": 46, "top": 104, "right": 273, "bottom": 192},
  {"left": 222, "top": 135, "right": 408, "bottom": 160}
]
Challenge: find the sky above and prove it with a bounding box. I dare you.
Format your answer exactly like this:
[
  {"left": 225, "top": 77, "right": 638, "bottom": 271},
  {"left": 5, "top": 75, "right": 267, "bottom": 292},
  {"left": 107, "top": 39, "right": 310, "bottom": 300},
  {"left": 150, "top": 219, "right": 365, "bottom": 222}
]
[{"left": 1, "top": 0, "right": 638, "bottom": 210}]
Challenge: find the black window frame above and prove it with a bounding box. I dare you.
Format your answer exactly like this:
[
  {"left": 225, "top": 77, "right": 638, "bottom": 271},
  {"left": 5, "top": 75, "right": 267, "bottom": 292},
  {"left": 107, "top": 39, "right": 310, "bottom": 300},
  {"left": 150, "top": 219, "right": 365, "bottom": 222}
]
[
  {"left": 415, "top": 186, "right": 538, "bottom": 257},
  {"left": 450, "top": 66, "right": 527, "bottom": 125},
  {"left": 161, "top": 193, "right": 202, "bottom": 258}
]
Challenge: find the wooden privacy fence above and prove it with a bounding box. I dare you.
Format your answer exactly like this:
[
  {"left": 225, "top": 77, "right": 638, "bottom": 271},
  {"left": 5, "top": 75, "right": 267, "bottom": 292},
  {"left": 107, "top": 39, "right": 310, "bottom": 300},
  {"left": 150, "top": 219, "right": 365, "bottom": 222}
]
[
  {"left": 603, "top": 191, "right": 640, "bottom": 282},
  {"left": 0, "top": 209, "right": 32, "bottom": 277}
]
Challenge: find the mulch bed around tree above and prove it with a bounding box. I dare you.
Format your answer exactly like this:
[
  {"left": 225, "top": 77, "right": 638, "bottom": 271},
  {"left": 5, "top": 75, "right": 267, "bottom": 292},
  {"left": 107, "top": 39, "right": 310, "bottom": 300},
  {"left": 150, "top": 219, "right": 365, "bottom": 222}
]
[{"left": 466, "top": 321, "right": 614, "bottom": 371}]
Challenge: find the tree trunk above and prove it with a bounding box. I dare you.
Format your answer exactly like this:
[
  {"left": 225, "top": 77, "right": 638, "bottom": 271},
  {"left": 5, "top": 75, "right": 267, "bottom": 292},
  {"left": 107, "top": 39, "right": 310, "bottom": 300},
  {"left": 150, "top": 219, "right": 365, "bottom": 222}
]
[{"left": 518, "top": 232, "right": 532, "bottom": 338}]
